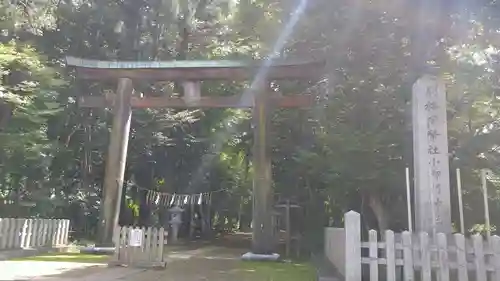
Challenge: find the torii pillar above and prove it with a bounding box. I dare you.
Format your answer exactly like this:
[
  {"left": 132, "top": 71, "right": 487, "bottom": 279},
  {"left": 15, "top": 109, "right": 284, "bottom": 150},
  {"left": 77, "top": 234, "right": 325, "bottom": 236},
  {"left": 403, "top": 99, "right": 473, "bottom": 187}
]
[
  {"left": 98, "top": 78, "right": 133, "bottom": 245},
  {"left": 65, "top": 57, "right": 325, "bottom": 251},
  {"left": 251, "top": 83, "right": 274, "bottom": 254}
]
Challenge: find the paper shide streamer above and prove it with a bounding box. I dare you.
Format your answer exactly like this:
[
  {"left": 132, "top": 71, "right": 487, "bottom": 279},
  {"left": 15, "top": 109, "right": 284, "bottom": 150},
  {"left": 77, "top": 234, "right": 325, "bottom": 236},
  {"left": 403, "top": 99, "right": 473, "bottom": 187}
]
[{"left": 144, "top": 188, "right": 222, "bottom": 207}]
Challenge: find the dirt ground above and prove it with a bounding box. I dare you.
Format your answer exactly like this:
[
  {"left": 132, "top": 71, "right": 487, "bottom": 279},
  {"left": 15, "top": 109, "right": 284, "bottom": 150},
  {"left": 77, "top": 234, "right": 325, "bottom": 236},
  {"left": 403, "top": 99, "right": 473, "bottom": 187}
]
[{"left": 0, "top": 233, "right": 259, "bottom": 281}]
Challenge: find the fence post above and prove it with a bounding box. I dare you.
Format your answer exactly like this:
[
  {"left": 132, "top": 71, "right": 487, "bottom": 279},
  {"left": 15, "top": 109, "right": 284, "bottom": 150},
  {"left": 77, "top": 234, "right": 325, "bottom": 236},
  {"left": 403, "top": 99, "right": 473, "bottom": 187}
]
[
  {"left": 49, "top": 220, "right": 56, "bottom": 246},
  {"left": 52, "top": 220, "right": 59, "bottom": 246},
  {"left": 35, "top": 219, "right": 43, "bottom": 247},
  {"left": 20, "top": 219, "right": 28, "bottom": 248},
  {"left": 38, "top": 219, "right": 44, "bottom": 247},
  {"left": 385, "top": 230, "right": 396, "bottom": 281},
  {"left": 13, "top": 219, "right": 21, "bottom": 248},
  {"left": 345, "top": 211, "right": 361, "bottom": 281},
  {"left": 7, "top": 218, "right": 16, "bottom": 248},
  {"left": 145, "top": 227, "right": 152, "bottom": 262},
  {"left": 8, "top": 218, "right": 14, "bottom": 249},
  {"left": 55, "top": 219, "right": 63, "bottom": 245},
  {"left": 52, "top": 219, "right": 58, "bottom": 246},
  {"left": 437, "top": 233, "right": 450, "bottom": 281},
  {"left": 472, "top": 235, "right": 486, "bottom": 281},
  {"left": 30, "top": 219, "right": 37, "bottom": 248},
  {"left": 0, "top": 218, "right": 6, "bottom": 249},
  {"left": 46, "top": 220, "right": 53, "bottom": 246},
  {"left": 401, "top": 231, "right": 414, "bottom": 281},
  {"left": 368, "top": 230, "right": 378, "bottom": 281},
  {"left": 25, "top": 219, "right": 33, "bottom": 248},
  {"left": 158, "top": 227, "right": 165, "bottom": 262},
  {"left": 491, "top": 235, "right": 500, "bottom": 281},
  {"left": 32, "top": 219, "right": 38, "bottom": 247},
  {"left": 454, "top": 233, "right": 468, "bottom": 281},
  {"left": 62, "top": 220, "right": 69, "bottom": 245},
  {"left": 42, "top": 219, "right": 49, "bottom": 246},
  {"left": 420, "top": 232, "right": 431, "bottom": 281}
]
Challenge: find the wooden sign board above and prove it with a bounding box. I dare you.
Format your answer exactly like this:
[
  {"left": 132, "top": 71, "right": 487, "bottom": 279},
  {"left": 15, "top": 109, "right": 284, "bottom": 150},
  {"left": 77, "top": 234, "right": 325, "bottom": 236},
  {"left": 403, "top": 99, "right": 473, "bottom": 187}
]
[{"left": 129, "top": 229, "right": 143, "bottom": 247}]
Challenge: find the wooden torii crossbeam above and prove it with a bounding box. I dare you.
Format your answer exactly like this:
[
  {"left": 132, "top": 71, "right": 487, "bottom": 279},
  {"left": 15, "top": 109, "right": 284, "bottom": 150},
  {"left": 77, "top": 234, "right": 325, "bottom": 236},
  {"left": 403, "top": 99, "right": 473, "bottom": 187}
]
[{"left": 66, "top": 56, "right": 325, "bottom": 254}]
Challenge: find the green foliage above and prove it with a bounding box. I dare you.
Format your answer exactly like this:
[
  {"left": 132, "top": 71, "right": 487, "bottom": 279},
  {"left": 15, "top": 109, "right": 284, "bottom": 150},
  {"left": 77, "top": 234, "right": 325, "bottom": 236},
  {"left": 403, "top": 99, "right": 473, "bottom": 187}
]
[
  {"left": 11, "top": 252, "right": 109, "bottom": 263},
  {"left": 270, "top": 0, "right": 500, "bottom": 233},
  {"left": 0, "top": 40, "right": 64, "bottom": 216},
  {"left": 2, "top": 0, "right": 500, "bottom": 246}
]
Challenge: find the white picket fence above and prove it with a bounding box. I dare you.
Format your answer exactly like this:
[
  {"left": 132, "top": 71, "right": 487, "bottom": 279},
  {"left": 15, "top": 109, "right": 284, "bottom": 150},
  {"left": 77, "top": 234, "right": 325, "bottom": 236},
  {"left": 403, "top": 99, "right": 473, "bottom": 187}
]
[
  {"left": 0, "top": 218, "right": 70, "bottom": 250},
  {"left": 341, "top": 211, "right": 500, "bottom": 281},
  {"left": 110, "top": 226, "right": 167, "bottom": 268}
]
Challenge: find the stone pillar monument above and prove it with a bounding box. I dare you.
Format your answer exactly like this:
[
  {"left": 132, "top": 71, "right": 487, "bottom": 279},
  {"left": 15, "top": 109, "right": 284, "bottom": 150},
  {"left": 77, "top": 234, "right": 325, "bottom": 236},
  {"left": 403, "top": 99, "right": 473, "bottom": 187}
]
[{"left": 412, "top": 75, "right": 452, "bottom": 234}]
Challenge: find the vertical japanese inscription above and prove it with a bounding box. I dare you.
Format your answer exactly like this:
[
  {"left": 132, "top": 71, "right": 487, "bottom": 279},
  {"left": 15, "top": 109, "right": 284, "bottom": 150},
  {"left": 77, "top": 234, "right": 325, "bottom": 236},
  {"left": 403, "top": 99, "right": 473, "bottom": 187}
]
[
  {"left": 426, "top": 84, "right": 443, "bottom": 225},
  {"left": 412, "top": 75, "right": 452, "bottom": 234}
]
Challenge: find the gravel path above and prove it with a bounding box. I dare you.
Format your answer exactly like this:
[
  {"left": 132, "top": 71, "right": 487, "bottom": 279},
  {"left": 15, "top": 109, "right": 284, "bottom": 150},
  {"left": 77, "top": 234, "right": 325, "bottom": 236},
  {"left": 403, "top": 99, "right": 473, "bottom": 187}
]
[
  {"left": 0, "top": 261, "right": 108, "bottom": 280},
  {"left": 0, "top": 244, "right": 250, "bottom": 281}
]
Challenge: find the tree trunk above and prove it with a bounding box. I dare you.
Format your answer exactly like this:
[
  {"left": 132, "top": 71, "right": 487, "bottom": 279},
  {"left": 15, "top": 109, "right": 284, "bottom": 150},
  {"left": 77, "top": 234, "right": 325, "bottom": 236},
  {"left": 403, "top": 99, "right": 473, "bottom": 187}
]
[
  {"left": 118, "top": 188, "right": 132, "bottom": 226},
  {"left": 367, "top": 192, "right": 390, "bottom": 233},
  {"left": 138, "top": 189, "right": 152, "bottom": 226}
]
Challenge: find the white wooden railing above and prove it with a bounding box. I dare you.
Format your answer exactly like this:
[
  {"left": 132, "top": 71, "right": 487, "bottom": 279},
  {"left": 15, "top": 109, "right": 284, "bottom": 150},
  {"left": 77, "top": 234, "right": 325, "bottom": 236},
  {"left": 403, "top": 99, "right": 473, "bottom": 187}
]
[
  {"left": 0, "top": 218, "right": 70, "bottom": 250},
  {"left": 327, "top": 211, "right": 500, "bottom": 281}
]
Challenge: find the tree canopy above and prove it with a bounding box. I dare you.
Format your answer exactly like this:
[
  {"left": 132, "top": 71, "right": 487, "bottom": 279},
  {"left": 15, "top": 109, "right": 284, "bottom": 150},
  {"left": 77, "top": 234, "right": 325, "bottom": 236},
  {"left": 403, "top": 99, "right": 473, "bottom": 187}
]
[{"left": 1, "top": 0, "right": 500, "bottom": 246}]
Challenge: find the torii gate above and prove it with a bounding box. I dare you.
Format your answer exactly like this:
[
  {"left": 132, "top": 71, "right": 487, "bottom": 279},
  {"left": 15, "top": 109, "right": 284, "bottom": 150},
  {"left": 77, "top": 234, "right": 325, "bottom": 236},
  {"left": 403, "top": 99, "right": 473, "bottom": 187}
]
[{"left": 66, "top": 57, "right": 324, "bottom": 254}]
